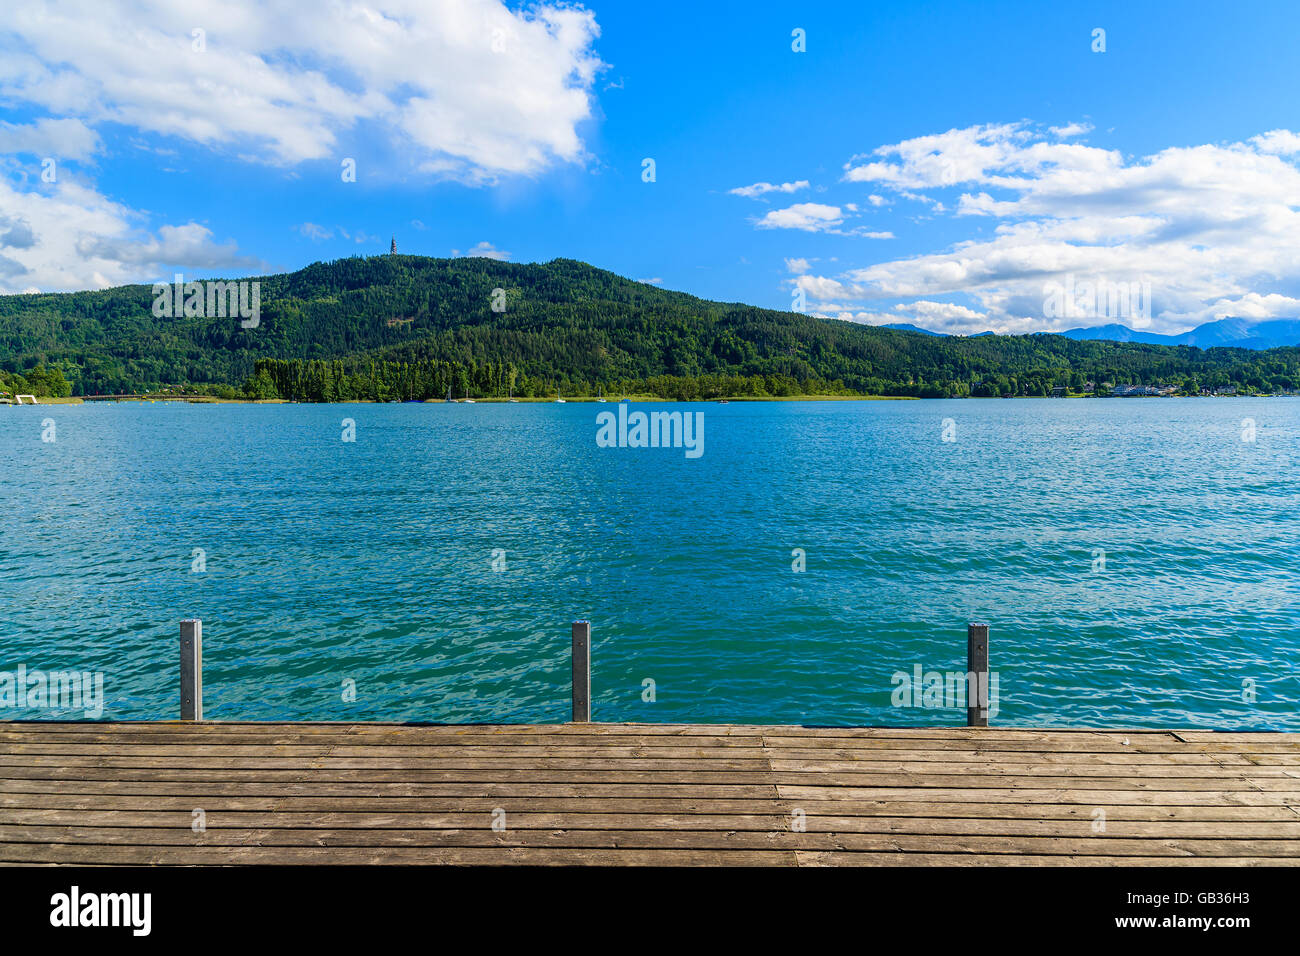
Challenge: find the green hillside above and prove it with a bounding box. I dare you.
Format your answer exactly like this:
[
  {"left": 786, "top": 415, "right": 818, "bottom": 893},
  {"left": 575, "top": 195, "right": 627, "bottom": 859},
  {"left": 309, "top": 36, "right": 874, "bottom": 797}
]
[{"left": 2, "top": 254, "right": 1299, "bottom": 400}]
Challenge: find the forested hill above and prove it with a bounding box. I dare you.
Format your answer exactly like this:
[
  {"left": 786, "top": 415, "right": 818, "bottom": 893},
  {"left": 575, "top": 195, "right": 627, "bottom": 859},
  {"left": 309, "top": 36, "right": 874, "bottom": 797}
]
[{"left": 2, "top": 254, "right": 1299, "bottom": 399}]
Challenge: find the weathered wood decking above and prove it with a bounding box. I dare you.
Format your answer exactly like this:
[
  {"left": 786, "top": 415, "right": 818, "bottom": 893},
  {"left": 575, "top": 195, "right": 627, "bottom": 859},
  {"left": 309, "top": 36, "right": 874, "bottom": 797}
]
[{"left": 2, "top": 722, "right": 1298, "bottom": 865}]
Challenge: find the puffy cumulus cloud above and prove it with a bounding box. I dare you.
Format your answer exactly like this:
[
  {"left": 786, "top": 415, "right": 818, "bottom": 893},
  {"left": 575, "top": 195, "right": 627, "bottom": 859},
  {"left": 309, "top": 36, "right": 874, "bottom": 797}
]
[
  {"left": 1252, "top": 130, "right": 1300, "bottom": 156},
  {"left": 1203, "top": 292, "right": 1300, "bottom": 319},
  {"left": 895, "top": 299, "right": 988, "bottom": 330},
  {"left": 804, "top": 123, "right": 1300, "bottom": 334},
  {"left": 843, "top": 123, "right": 1032, "bottom": 190},
  {"left": 1049, "top": 122, "right": 1093, "bottom": 139},
  {"left": 755, "top": 202, "right": 892, "bottom": 237},
  {"left": 0, "top": 0, "right": 604, "bottom": 181},
  {"left": 806, "top": 295, "right": 994, "bottom": 334},
  {"left": 452, "top": 240, "right": 509, "bottom": 259},
  {"left": 784, "top": 257, "right": 811, "bottom": 274},
  {"left": 77, "top": 222, "right": 254, "bottom": 268},
  {"left": 756, "top": 202, "right": 848, "bottom": 232},
  {"left": 0, "top": 173, "right": 263, "bottom": 294},
  {"left": 792, "top": 273, "right": 858, "bottom": 301},
  {"left": 729, "top": 180, "right": 809, "bottom": 199}
]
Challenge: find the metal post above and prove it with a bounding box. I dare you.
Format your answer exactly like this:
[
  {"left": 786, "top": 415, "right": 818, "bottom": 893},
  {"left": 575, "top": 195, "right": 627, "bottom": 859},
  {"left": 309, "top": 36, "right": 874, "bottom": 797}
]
[
  {"left": 180, "top": 619, "right": 203, "bottom": 721},
  {"left": 967, "top": 623, "right": 989, "bottom": 727},
  {"left": 571, "top": 620, "right": 590, "bottom": 722}
]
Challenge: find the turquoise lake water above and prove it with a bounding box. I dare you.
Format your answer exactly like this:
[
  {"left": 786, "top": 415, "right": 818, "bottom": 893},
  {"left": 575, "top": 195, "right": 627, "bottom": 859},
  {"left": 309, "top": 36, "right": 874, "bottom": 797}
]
[{"left": 1, "top": 398, "right": 1296, "bottom": 728}]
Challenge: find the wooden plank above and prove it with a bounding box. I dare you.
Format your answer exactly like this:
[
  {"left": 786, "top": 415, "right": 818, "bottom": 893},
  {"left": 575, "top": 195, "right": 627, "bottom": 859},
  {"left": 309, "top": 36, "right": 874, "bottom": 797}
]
[
  {"left": 776, "top": 785, "right": 1300, "bottom": 805},
  {"left": 4, "top": 808, "right": 1299, "bottom": 839},
  {"left": 0, "top": 843, "right": 798, "bottom": 866},
  {"left": 5, "top": 773, "right": 1297, "bottom": 807},
  {"left": 6, "top": 723, "right": 1297, "bottom": 752},
  {"left": 1173, "top": 732, "right": 1299, "bottom": 741},
  {"left": 5, "top": 792, "right": 1299, "bottom": 821},
  {"left": 0, "top": 722, "right": 1241, "bottom": 744},
  {"left": 0, "top": 756, "right": 781, "bottom": 773},
  {"left": 7, "top": 742, "right": 1288, "bottom": 767},
  {"left": 3, "top": 760, "right": 1295, "bottom": 789},
  {"left": 0, "top": 737, "right": 791, "bottom": 754},
  {"left": 6, "top": 752, "right": 1291, "bottom": 778},
  {"left": 796, "top": 851, "right": 1298, "bottom": 867},
  {"left": 2, "top": 775, "right": 1298, "bottom": 804},
  {"left": 3, "top": 756, "right": 1285, "bottom": 779},
  {"left": 3, "top": 825, "right": 1298, "bottom": 858},
  {"left": 4, "top": 736, "right": 1288, "bottom": 759},
  {"left": 4, "top": 765, "right": 1292, "bottom": 792},
  {"left": 0, "top": 780, "right": 780, "bottom": 801},
  {"left": 0, "top": 766, "right": 793, "bottom": 784}
]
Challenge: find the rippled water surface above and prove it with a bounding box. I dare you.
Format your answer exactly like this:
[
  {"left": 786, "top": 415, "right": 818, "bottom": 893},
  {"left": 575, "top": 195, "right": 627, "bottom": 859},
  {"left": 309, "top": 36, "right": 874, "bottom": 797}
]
[{"left": 2, "top": 398, "right": 1296, "bottom": 728}]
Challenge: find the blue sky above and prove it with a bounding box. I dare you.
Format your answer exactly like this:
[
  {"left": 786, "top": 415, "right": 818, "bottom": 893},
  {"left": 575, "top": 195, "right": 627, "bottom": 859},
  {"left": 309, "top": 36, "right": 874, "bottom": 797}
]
[{"left": 2, "top": 0, "right": 1300, "bottom": 334}]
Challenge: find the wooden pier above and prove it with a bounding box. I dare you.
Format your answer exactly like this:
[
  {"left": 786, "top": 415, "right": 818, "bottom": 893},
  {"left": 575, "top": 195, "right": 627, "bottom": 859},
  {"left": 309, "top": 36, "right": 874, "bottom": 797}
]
[
  {"left": 3, "top": 620, "right": 1296, "bottom": 866},
  {"left": 2, "top": 721, "right": 1298, "bottom": 866}
]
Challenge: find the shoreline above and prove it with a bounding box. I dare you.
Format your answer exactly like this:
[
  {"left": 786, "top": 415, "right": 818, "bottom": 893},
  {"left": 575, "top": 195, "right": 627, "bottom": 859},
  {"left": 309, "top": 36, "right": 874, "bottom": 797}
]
[
  {"left": 13, "top": 392, "right": 1295, "bottom": 406},
  {"left": 45, "top": 393, "right": 920, "bottom": 405}
]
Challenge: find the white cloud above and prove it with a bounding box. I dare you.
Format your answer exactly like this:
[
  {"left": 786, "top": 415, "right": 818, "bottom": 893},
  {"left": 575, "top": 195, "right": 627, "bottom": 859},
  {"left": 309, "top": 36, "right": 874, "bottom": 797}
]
[
  {"left": 755, "top": 202, "right": 891, "bottom": 237},
  {"left": 453, "top": 240, "right": 510, "bottom": 260},
  {"left": 806, "top": 123, "right": 1300, "bottom": 334},
  {"left": 1049, "top": 122, "right": 1093, "bottom": 138},
  {"left": 636, "top": 277, "right": 662, "bottom": 285},
  {"left": 0, "top": 171, "right": 262, "bottom": 293},
  {"left": 0, "top": 0, "right": 604, "bottom": 181},
  {"left": 756, "top": 202, "right": 847, "bottom": 232},
  {"left": 0, "top": 118, "right": 100, "bottom": 160},
  {"left": 1204, "top": 292, "right": 1300, "bottom": 319},
  {"left": 887, "top": 300, "right": 988, "bottom": 333},
  {"left": 825, "top": 300, "right": 988, "bottom": 333},
  {"left": 729, "top": 180, "right": 810, "bottom": 199},
  {"left": 297, "top": 222, "right": 333, "bottom": 241},
  {"left": 1252, "top": 129, "right": 1300, "bottom": 156},
  {"left": 844, "top": 123, "right": 1032, "bottom": 189},
  {"left": 793, "top": 273, "right": 858, "bottom": 301},
  {"left": 784, "top": 257, "right": 811, "bottom": 274}
]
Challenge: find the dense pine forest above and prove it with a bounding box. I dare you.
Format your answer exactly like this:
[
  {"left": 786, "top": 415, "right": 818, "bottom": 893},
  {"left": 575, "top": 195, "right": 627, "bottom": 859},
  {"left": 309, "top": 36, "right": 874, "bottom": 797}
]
[{"left": 2, "top": 254, "right": 1299, "bottom": 400}]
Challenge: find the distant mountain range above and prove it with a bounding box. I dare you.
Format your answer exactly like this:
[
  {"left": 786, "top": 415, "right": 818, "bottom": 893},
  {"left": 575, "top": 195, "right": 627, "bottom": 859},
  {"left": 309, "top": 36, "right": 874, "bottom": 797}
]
[
  {"left": 1060, "top": 317, "right": 1300, "bottom": 350},
  {"left": 883, "top": 317, "right": 1300, "bottom": 350}
]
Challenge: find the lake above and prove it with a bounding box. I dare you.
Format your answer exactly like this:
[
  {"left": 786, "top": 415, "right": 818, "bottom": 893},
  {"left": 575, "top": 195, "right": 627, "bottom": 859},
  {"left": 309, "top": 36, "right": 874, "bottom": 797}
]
[{"left": 1, "top": 398, "right": 1296, "bottom": 728}]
